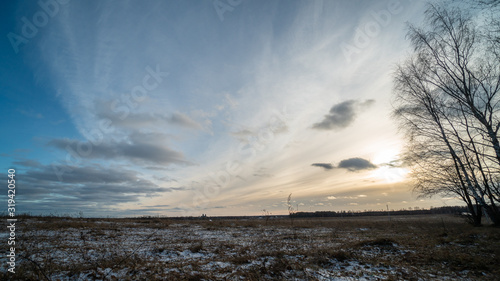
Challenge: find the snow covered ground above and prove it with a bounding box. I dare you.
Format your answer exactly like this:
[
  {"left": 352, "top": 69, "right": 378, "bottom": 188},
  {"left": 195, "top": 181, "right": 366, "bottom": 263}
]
[{"left": 0, "top": 215, "right": 497, "bottom": 280}]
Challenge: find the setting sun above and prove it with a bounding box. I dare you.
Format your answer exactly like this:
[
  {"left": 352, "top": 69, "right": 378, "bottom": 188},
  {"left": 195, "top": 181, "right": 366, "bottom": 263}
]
[
  {"left": 372, "top": 148, "right": 400, "bottom": 165},
  {"left": 370, "top": 148, "right": 408, "bottom": 183},
  {"left": 371, "top": 166, "right": 409, "bottom": 183}
]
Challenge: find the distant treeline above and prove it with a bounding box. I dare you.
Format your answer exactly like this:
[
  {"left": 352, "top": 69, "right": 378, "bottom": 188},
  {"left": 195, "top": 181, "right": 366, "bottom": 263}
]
[
  {"left": 1, "top": 206, "right": 470, "bottom": 220},
  {"left": 290, "top": 206, "right": 469, "bottom": 218}
]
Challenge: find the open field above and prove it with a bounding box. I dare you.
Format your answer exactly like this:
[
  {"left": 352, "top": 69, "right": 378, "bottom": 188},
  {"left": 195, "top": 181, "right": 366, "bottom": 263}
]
[{"left": 1, "top": 214, "right": 499, "bottom": 280}]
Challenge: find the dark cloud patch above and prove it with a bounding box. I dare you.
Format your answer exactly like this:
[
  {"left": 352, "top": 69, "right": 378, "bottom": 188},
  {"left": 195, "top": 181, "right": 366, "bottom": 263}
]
[
  {"left": 25, "top": 164, "right": 139, "bottom": 184},
  {"left": 153, "top": 175, "right": 178, "bottom": 182},
  {"left": 12, "top": 163, "right": 182, "bottom": 216},
  {"left": 144, "top": 204, "right": 171, "bottom": 208},
  {"left": 163, "top": 186, "right": 187, "bottom": 192},
  {"left": 48, "top": 132, "right": 187, "bottom": 166},
  {"left": 338, "top": 157, "right": 377, "bottom": 171},
  {"left": 145, "top": 166, "right": 170, "bottom": 171},
  {"left": 12, "top": 159, "right": 42, "bottom": 168},
  {"left": 119, "top": 142, "right": 184, "bottom": 164},
  {"left": 95, "top": 101, "right": 202, "bottom": 130},
  {"left": 312, "top": 158, "right": 377, "bottom": 172},
  {"left": 311, "top": 163, "right": 334, "bottom": 170},
  {"left": 313, "top": 99, "right": 375, "bottom": 130}
]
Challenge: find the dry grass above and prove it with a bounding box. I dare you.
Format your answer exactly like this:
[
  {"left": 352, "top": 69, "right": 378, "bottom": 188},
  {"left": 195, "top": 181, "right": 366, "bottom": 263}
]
[{"left": 1, "top": 214, "right": 499, "bottom": 280}]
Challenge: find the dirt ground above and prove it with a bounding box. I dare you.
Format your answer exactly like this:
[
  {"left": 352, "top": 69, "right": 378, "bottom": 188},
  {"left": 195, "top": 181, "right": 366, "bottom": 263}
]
[{"left": 1, "top": 214, "right": 499, "bottom": 280}]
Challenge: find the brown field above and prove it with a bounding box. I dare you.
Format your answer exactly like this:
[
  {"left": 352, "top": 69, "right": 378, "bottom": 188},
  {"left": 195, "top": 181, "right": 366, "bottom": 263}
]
[{"left": 1, "top": 214, "right": 499, "bottom": 280}]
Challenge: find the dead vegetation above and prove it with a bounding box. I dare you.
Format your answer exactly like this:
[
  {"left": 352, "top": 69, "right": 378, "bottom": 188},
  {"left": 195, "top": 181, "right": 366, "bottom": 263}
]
[{"left": 1, "top": 214, "right": 499, "bottom": 280}]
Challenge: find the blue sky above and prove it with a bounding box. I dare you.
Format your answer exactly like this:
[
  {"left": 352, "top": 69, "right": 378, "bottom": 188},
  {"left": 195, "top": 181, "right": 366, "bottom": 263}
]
[{"left": 1, "top": 0, "right": 463, "bottom": 217}]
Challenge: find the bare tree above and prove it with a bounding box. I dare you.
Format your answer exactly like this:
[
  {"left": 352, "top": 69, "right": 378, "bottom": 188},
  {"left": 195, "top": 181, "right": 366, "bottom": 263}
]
[{"left": 393, "top": 2, "right": 500, "bottom": 225}]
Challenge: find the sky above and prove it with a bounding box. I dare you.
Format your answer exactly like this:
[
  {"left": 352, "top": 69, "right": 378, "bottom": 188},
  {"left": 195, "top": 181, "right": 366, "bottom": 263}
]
[{"left": 0, "top": 0, "right": 464, "bottom": 217}]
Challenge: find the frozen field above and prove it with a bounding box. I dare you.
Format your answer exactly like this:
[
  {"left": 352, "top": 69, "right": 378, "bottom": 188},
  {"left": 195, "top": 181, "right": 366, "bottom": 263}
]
[{"left": 1, "top": 215, "right": 499, "bottom": 280}]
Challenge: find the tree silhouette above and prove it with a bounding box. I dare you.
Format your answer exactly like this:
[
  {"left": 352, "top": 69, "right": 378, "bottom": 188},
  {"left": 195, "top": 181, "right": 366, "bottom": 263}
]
[{"left": 393, "top": 2, "right": 500, "bottom": 225}]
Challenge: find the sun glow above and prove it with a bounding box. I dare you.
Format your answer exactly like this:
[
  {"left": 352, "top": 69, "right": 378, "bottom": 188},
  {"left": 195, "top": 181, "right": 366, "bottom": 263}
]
[
  {"left": 372, "top": 148, "right": 400, "bottom": 165},
  {"left": 371, "top": 148, "right": 409, "bottom": 183},
  {"left": 371, "top": 166, "right": 409, "bottom": 183}
]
